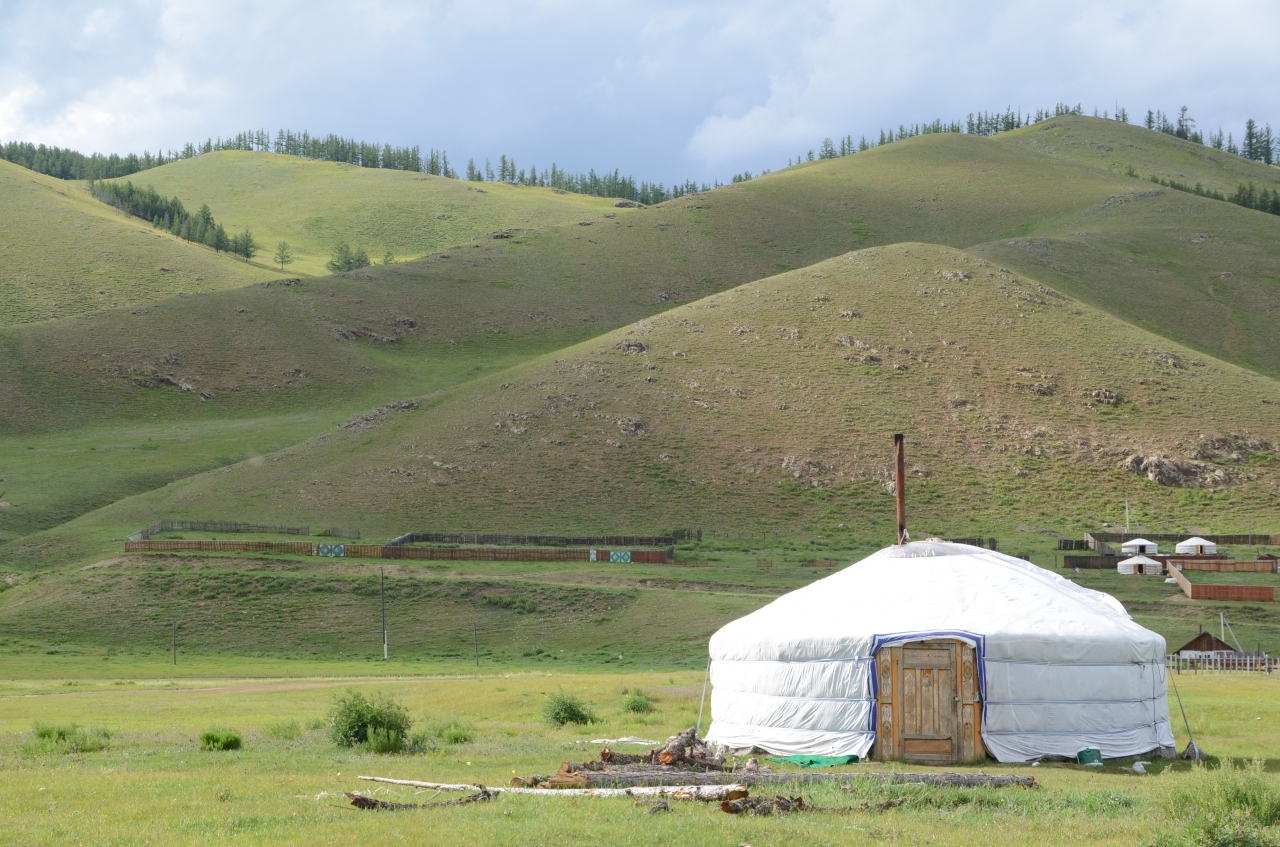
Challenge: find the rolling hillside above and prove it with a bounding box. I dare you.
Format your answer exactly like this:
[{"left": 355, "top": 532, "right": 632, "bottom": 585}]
[
  {"left": 16, "top": 123, "right": 1280, "bottom": 438},
  {"left": 10, "top": 242, "right": 1278, "bottom": 570},
  {"left": 115, "top": 151, "right": 622, "bottom": 275},
  {"left": 1000, "top": 116, "right": 1280, "bottom": 196},
  {"left": 0, "top": 159, "right": 277, "bottom": 326},
  {"left": 3, "top": 117, "right": 1279, "bottom": 557}
]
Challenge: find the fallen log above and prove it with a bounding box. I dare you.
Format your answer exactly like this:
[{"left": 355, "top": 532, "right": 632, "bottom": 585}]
[
  {"left": 345, "top": 788, "right": 496, "bottom": 810},
  {"left": 559, "top": 770, "right": 1040, "bottom": 789},
  {"left": 357, "top": 775, "right": 748, "bottom": 800}
]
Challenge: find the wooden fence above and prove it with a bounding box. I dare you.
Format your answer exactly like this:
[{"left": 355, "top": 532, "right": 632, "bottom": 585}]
[
  {"left": 1168, "top": 556, "right": 1276, "bottom": 573},
  {"left": 1091, "top": 532, "right": 1280, "bottom": 545},
  {"left": 125, "top": 540, "right": 316, "bottom": 555},
  {"left": 1168, "top": 564, "right": 1274, "bottom": 602},
  {"left": 124, "top": 541, "right": 674, "bottom": 563},
  {"left": 126, "top": 520, "right": 359, "bottom": 541},
  {"left": 1064, "top": 555, "right": 1114, "bottom": 569},
  {"left": 386, "top": 531, "right": 676, "bottom": 548},
  {"left": 1166, "top": 654, "right": 1278, "bottom": 673}
]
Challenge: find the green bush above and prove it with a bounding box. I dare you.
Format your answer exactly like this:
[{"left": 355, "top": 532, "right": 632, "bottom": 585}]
[
  {"left": 623, "top": 691, "right": 656, "bottom": 714},
  {"left": 25, "top": 723, "right": 112, "bottom": 754},
  {"left": 543, "top": 692, "right": 597, "bottom": 727},
  {"left": 263, "top": 720, "right": 301, "bottom": 741},
  {"left": 328, "top": 690, "right": 412, "bottom": 748},
  {"left": 364, "top": 726, "right": 404, "bottom": 754},
  {"left": 200, "top": 730, "right": 242, "bottom": 751}
]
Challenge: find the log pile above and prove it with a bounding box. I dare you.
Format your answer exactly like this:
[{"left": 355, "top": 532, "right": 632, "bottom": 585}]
[{"left": 519, "top": 728, "right": 1039, "bottom": 790}]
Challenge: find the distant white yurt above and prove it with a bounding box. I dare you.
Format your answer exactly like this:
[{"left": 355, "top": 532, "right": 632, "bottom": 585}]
[
  {"left": 705, "top": 541, "right": 1173, "bottom": 764},
  {"left": 1175, "top": 537, "right": 1217, "bottom": 555},
  {"left": 1121, "top": 538, "right": 1159, "bottom": 555},
  {"left": 1119, "top": 555, "right": 1162, "bottom": 576}
]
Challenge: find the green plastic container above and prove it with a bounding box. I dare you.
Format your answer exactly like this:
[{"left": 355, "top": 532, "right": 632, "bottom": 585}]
[{"left": 1076, "top": 747, "right": 1103, "bottom": 765}]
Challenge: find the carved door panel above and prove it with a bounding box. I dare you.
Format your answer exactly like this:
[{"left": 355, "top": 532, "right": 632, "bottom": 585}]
[{"left": 872, "top": 639, "right": 982, "bottom": 763}]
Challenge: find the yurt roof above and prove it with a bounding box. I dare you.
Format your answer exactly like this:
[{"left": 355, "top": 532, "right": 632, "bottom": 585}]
[
  {"left": 708, "top": 541, "right": 1164, "bottom": 665},
  {"left": 1121, "top": 538, "right": 1156, "bottom": 547},
  {"left": 1179, "top": 536, "right": 1212, "bottom": 546},
  {"left": 1118, "top": 555, "right": 1160, "bottom": 565}
]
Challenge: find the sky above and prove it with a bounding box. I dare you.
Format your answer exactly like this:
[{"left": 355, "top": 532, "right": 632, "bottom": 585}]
[{"left": 1, "top": 0, "right": 1278, "bottom": 184}]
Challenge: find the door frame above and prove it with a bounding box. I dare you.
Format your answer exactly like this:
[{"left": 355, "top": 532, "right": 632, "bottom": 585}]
[{"left": 871, "top": 637, "right": 983, "bottom": 762}]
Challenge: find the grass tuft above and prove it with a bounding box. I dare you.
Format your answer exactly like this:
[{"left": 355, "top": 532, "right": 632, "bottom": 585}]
[
  {"left": 24, "top": 722, "right": 112, "bottom": 754},
  {"left": 199, "top": 729, "right": 242, "bottom": 751}
]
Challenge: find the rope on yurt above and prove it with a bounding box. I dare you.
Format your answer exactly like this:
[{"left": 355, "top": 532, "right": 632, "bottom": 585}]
[{"left": 695, "top": 656, "right": 711, "bottom": 736}]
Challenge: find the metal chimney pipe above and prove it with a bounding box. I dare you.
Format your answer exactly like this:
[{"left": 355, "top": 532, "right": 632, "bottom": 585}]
[{"left": 894, "top": 433, "right": 906, "bottom": 544}]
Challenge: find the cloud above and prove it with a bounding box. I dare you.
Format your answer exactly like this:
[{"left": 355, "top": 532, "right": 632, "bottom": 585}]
[{"left": 1, "top": 0, "right": 1277, "bottom": 182}]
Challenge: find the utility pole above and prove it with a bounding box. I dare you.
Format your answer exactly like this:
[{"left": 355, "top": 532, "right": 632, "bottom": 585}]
[
  {"left": 172, "top": 621, "right": 177, "bottom": 665},
  {"left": 473, "top": 622, "right": 480, "bottom": 667},
  {"left": 380, "top": 567, "right": 387, "bottom": 661},
  {"left": 893, "top": 434, "right": 907, "bottom": 544}
]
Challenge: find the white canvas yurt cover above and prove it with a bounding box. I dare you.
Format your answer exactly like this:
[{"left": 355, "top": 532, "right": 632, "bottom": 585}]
[
  {"left": 1175, "top": 537, "right": 1217, "bottom": 555},
  {"left": 1118, "top": 555, "right": 1161, "bottom": 575},
  {"left": 706, "top": 541, "right": 1173, "bottom": 763},
  {"left": 1121, "top": 538, "right": 1159, "bottom": 555}
]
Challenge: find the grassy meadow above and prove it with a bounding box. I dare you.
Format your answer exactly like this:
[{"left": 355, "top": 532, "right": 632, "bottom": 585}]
[{"left": 0, "top": 667, "right": 1276, "bottom": 847}]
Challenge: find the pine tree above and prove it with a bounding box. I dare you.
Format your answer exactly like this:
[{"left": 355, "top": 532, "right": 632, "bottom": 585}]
[
  {"left": 1243, "top": 119, "right": 1259, "bottom": 160},
  {"left": 273, "top": 241, "right": 293, "bottom": 271},
  {"left": 237, "top": 227, "right": 258, "bottom": 262}
]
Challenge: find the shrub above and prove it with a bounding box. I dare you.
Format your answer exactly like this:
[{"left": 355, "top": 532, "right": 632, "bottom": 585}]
[
  {"left": 200, "top": 730, "right": 242, "bottom": 751},
  {"left": 263, "top": 720, "right": 301, "bottom": 741},
  {"left": 328, "top": 690, "right": 413, "bottom": 748},
  {"left": 364, "top": 726, "right": 404, "bottom": 754},
  {"left": 25, "top": 723, "right": 112, "bottom": 754},
  {"left": 543, "top": 692, "right": 597, "bottom": 727},
  {"left": 623, "top": 692, "right": 656, "bottom": 714}
]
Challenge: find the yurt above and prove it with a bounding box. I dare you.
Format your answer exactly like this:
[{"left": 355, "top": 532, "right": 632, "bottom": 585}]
[
  {"left": 1175, "top": 537, "right": 1217, "bottom": 555},
  {"left": 1121, "top": 538, "right": 1159, "bottom": 556},
  {"left": 705, "top": 541, "right": 1174, "bottom": 764},
  {"left": 1118, "top": 555, "right": 1162, "bottom": 576}
]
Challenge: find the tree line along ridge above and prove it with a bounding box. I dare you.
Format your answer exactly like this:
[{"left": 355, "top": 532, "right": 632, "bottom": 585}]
[{"left": 7, "top": 100, "right": 1279, "bottom": 232}]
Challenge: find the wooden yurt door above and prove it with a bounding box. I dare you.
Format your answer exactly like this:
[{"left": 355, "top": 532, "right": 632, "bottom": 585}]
[{"left": 872, "top": 639, "right": 982, "bottom": 763}]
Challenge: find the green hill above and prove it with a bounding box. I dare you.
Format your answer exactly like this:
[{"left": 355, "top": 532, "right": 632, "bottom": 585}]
[
  {"left": 10, "top": 242, "right": 1278, "bottom": 569},
  {"left": 115, "top": 151, "right": 621, "bottom": 275},
  {"left": 0, "top": 159, "right": 277, "bottom": 326},
  {"left": 1000, "top": 115, "right": 1280, "bottom": 196},
  {"left": 4, "top": 117, "right": 1279, "bottom": 555}
]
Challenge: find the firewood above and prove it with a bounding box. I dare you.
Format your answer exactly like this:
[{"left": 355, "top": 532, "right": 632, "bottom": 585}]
[
  {"left": 358, "top": 776, "right": 748, "bottom": 800},
  {"left": 656, "top": 726, "right": 699, "bottom": 766},
  {"left": 345, "top": 788, "right": 497, "bottom": 810},
  {"left": 562, "top": 770, "right": 1039, "bottom": 789}
]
